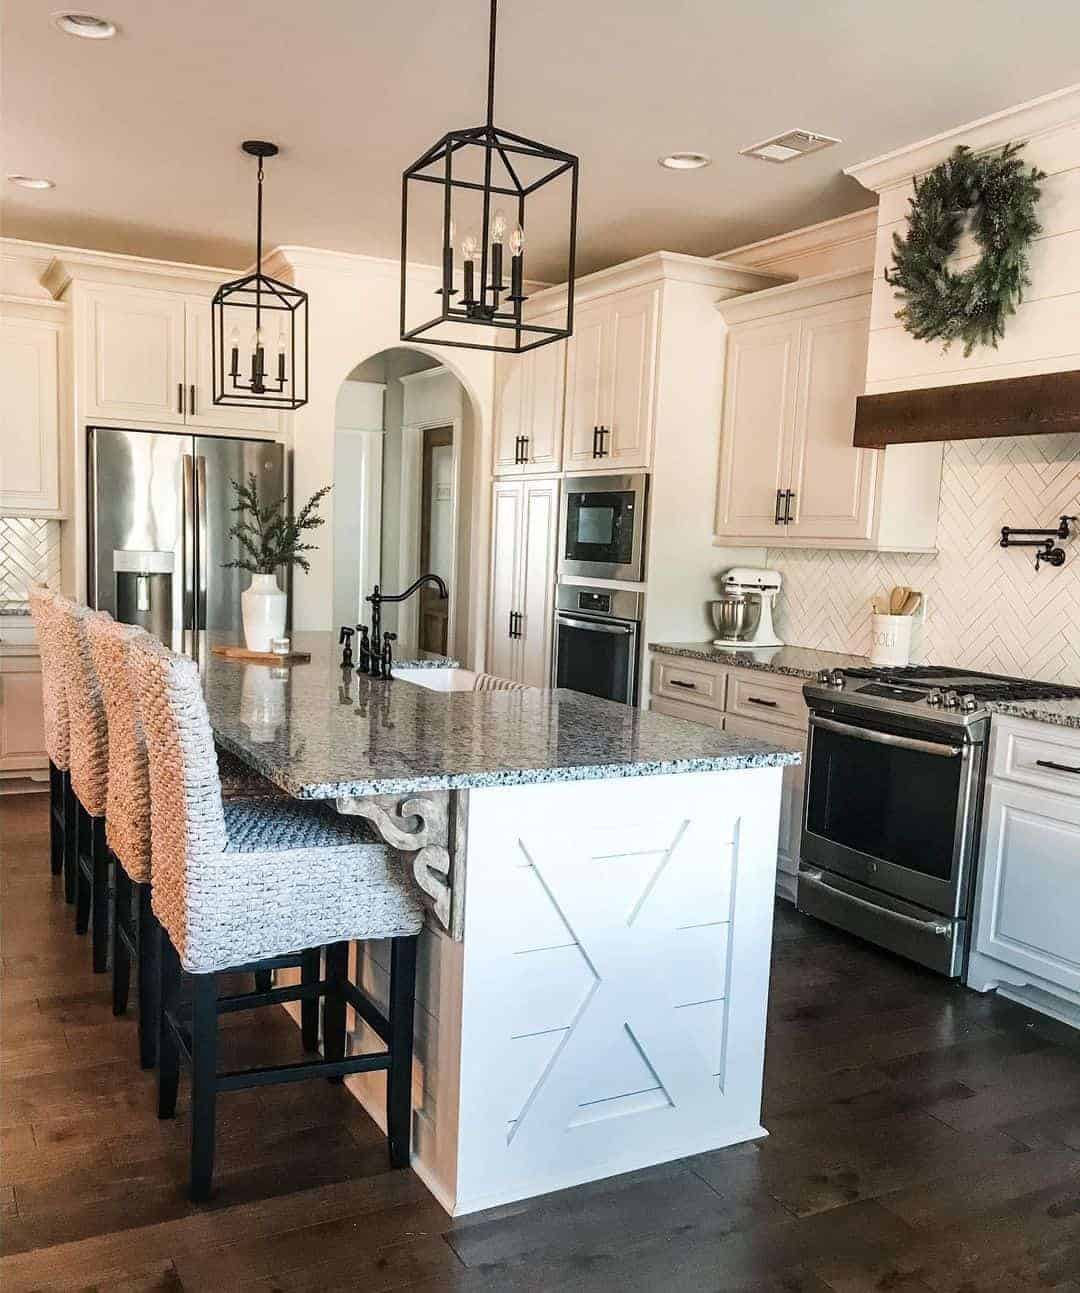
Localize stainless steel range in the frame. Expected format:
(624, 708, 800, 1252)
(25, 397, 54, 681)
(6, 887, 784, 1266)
(799, 664, 1080, 977)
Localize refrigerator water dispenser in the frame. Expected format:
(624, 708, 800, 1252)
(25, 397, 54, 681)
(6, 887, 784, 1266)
(114, 550, 173, 643)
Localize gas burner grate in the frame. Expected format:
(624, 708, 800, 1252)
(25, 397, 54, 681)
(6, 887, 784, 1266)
(844, 665, 1080, 703)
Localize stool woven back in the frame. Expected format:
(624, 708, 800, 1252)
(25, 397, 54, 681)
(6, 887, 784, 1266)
(86, 616, 154, 883)
(27, 585, 71, 772)
(53, 595, 111, 817)
(472, 672, 527, 693)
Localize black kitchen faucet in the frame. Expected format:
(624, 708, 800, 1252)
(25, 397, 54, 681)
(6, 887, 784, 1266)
(342, 574, 449, 678)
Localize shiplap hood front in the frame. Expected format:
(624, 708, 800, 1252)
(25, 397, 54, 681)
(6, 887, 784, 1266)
(845, 82, 1080, 448)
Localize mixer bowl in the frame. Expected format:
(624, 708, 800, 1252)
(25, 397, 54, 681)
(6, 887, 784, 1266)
(710, 593, 761, 642)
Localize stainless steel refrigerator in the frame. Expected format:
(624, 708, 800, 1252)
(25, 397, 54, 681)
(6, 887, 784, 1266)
(87, 427, 286, 654)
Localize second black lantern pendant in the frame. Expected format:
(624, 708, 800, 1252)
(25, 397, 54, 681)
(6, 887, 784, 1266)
(399, 0, 579, 354)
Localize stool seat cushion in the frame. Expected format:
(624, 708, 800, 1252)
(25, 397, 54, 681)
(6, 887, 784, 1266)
(223, 798, 378, 853)
(216, 746, 288, 802)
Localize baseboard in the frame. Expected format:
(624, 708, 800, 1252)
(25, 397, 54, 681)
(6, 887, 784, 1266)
(995, 983, 1080, 1033)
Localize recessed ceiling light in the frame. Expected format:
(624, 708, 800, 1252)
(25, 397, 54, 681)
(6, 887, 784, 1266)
(739, 130, 841, 164)
(51, 12, 117, 38)
(659, 152, 711, 171)
(7, 175, 56, 190)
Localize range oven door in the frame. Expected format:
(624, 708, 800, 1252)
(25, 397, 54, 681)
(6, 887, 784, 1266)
(801, 711, 984, 917)
(555, 612, 639, 706)
(561, 474, 647, 581)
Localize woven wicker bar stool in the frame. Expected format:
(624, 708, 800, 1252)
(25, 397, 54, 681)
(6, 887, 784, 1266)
(53, 595, 114, 971)
(130, 634, 423, 1202)
(27, 586, 78, 901)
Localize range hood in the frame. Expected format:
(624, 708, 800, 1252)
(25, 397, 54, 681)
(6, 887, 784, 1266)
(853, 370, 1080, 449)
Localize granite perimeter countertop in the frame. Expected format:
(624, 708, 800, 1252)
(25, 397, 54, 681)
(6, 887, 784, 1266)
(204, 632, 801, 798)
(986, 698, 1080, 731)
(650, 642, 869, 679)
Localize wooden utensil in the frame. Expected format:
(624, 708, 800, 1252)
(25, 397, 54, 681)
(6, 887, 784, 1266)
(900, 591, 922, 616)
(889, 585, 911, 615)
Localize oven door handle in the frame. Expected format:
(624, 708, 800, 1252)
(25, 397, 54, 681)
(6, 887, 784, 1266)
(809, 714, 961, 758)
(558, 615, 635, 636)
(799, 870, 954, 937)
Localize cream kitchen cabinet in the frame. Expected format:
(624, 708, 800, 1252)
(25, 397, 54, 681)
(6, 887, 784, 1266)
(563, 285, 658, 473)
(0, 311, 63, 516)
(492, 314, 565, 477)
(0, 651, 48, 779)
(649, 653, 807, 900)
(968, 716, 1080, 1024)
(714, 270, 940, 552)
(487, 478, 559, 686)
(81, 284, 277, 434)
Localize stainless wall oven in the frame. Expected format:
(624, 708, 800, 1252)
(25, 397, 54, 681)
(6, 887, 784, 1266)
(554, 584, 642, 706)
(560, 473, 648, 582)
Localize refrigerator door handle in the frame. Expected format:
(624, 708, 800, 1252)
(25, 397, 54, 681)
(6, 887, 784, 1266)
(182, 453, 195, 631)
(196, 455, 209, 633)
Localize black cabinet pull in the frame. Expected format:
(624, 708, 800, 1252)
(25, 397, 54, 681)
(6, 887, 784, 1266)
(784, 491, 796, 524)
(190, 384, 196, 418)
(598, 426, 609, 457)
(508, 610, 515, 639)
(747, 696, 779, 708)
(592, 426, 602, 458)
(520, 435, 529, 464)
(669, 679, 697, 690)
(1035, 758, 1080, 775)
(774, 489, 784, 525)
(178, 382, 185, 416)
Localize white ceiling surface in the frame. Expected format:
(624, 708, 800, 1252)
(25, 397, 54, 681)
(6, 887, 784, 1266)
(5, 0, 1080, 281)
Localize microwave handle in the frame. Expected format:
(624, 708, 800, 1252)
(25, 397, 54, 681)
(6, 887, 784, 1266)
(809, 714, 961, 759)
(799, 869, 953, 937)
(559, 615, 634, 636)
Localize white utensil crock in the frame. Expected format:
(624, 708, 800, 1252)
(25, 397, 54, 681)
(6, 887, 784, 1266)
(241, 573, 287, 654)
(870, 613, 913, 667)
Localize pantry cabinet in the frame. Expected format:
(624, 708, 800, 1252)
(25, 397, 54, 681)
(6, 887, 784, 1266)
(969, 716, 1080, 1020)
(487, 478, 559, 687)
(0, 310, 63, 516)
(492, 313, 565, 477)
(714, 269, 939, 552)
(562, 285, 658, 473)
(80, 284, 277, 434)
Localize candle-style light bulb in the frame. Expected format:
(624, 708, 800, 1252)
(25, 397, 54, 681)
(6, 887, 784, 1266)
(491, 208, 507, 244)
(509, 225, 526, 304)
(509, 226, 525, 257)
(461, 234, 479, 305)
(229, 325, 240, 379)
(461, 233, 479, 263)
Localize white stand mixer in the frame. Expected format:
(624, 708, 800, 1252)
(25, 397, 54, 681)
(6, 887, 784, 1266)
(710, 567, 783, 649)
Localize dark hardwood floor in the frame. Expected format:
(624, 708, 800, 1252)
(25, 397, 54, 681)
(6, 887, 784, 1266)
(2, 791, 1079, 1292)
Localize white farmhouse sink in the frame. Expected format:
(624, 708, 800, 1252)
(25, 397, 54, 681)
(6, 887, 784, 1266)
(393, 667, 478, 692)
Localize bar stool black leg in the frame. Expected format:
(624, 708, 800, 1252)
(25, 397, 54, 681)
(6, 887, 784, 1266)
(322, 941, 348, 1081)
(48, 763, 63, 876)
(137, 886, 161, 1070)
(75, 804, 92, 935)
(253, 969, 272, 992)
(158, 935, 182, 1121)
(386, 935, 418, 1169)
(91, 818, 111, 974)
(112, 866, 132, 1015)
(190, 973, 218, 1202)
(62, 773, 78, 905)
(300, 948, 322, 1053)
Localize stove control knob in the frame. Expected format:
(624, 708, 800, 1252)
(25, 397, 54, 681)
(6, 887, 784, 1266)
(926, 690, 944, 707)
(959, 693, 979, 713)
(816, 669, 832, 684)
(942, 690, 960, 709)
(828, 669, 846, 688)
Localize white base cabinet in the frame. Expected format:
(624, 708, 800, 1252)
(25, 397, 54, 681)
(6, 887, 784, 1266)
(0, 651, 47, 778)
(487, 479, 559, 687)
(649, 655, 807, 901)
(968, 716, 1080, 1028)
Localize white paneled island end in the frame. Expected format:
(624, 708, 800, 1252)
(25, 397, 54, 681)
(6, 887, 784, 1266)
(202, 634, 800, 1215)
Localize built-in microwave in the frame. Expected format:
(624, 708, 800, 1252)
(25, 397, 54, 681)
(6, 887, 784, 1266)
(559, 473, 648, 582)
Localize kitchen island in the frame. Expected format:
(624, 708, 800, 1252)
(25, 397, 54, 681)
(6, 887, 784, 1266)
(202, 633, 801, 1215)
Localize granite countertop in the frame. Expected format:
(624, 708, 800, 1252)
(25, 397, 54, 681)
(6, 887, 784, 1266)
(205, 632, 801, 798)
(650, 642, 868, 679)
(986, 698, 1080, 731)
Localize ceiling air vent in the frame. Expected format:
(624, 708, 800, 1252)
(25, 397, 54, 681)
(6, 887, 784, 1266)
(739, 130, 841, 164)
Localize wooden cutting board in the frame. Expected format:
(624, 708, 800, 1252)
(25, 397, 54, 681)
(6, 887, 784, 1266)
(210, 645, 311, 664)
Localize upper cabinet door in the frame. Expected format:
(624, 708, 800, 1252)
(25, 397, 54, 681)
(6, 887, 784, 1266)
(784, 299, 876, 542)
(0, 318, 61, 515)
(562, 300, 609, 471)
(493, 351, 529, 477)
(518, 330, 565, 476)
(83, 284, 187, 425)
(517, 478, 559, 687)
(602, 286, 657, 472)
(714, 317, 800, 540)
(184, 297, 279, 435)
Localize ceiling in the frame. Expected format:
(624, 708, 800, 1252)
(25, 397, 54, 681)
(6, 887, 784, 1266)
(4, 0, 1080, 281)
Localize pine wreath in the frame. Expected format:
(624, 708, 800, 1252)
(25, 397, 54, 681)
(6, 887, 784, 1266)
(886, 143, 1044, 356)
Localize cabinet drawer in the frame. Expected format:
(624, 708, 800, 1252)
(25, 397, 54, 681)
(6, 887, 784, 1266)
(650, 697, 725, 729)
(727, 673, 807, 730)
(991, 719, 1080, 800)
(652, 659, 726, 710)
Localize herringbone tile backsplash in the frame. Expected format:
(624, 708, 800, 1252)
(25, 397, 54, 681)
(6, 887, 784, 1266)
(0, 517, 61, 611)
(769, 434, 1080, 685)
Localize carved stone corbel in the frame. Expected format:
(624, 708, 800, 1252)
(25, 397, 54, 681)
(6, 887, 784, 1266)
(336, 789, 466, 940)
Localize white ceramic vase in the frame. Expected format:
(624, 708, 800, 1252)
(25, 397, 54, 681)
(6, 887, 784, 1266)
(241, 572, 287, 653)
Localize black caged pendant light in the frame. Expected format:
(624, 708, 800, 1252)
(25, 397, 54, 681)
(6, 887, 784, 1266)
(212, 140, 309, 411)
(399, 0, 579, 354)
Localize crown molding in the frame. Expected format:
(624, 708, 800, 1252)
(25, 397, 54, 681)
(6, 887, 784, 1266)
(714, 208, 878, 271)
(845, 81, 1080, 193)
(0, 293, 68, 323)
(14, 239, 235, 299)
(715, 266, 873, 324)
